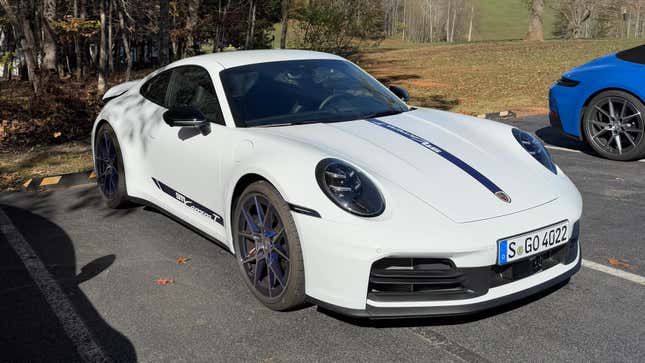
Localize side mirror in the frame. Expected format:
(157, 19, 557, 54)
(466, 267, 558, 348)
(163, 106, 209, 130)
(389, 85, 410, 103)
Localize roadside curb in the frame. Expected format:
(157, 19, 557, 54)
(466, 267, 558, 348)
(22, 170, 96, 191)
(477, 110, 517, 121)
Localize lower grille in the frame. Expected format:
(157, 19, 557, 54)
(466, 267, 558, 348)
(368, 221, 580, 303)
(368, 258, 488, 302)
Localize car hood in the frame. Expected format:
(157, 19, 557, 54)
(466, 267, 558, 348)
(260, 108, 559, 223)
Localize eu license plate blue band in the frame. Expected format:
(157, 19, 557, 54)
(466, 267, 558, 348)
(499, 240, 509, 265)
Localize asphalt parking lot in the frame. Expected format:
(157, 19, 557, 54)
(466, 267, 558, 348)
(1, 115, 644, 362)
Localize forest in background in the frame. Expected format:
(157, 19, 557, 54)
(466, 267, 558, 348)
(0, 0, 644, 151)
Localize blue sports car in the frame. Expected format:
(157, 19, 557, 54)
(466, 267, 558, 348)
(549, 44, 645, 161)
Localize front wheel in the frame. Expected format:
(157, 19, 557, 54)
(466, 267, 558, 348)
(582, 90, 645, 161)
(94, 123, 129, 208)
(233, 181, 306, 311)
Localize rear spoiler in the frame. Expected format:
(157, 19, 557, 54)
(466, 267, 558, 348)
(102, 79, 141, 103)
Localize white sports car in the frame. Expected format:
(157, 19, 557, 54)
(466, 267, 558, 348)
(93, 50, 582, 318)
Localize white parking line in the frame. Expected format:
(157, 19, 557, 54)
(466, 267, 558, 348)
(545, 145, 645, 163)
(0, 207, 111, 362)
(582, 259, 645, 286)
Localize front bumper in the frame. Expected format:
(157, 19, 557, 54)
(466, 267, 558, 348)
(292, 163, 583, 318)
(308, 243, 580, 319)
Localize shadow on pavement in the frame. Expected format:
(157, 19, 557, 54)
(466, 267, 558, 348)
(317, 278, 570, 328)
(0, 204, 136, 362)
(535, 126, 596, 156)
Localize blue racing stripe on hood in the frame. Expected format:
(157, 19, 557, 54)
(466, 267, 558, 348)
(366, 118, 504, 195)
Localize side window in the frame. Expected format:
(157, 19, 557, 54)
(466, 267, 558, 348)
(140, 71, 172, 106)
(617, 45, 645, 65)
(168, 66, 225, 125)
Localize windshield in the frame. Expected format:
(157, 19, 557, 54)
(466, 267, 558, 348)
(616, 44, 645, 65)
(219, 59, 409, 127)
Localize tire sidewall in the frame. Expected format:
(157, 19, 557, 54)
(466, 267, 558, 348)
(582, 90, 645, 161)
(232, 181, 306, 311)
(95, 124, 128, 208)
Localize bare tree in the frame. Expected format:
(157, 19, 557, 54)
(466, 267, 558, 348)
(185, 0, 200, 55)
(98, 0, 107, 93)
(117, 2, 132, 80)
(525, 0, 545, 41)
(554, 0, 593, 39)
(280, 0, 290, 49)
(467, 2, 473, 41)
(0, 0, 41, 93)
(245, 0, 257, 49)
(159, 0, 170, 65)
(41, 0, 58, 73)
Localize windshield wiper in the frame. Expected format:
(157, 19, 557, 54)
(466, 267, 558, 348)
(256, 119, 323, 128)
(362, 109, 406, 119)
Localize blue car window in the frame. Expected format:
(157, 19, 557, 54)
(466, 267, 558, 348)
(617, 45, 645, 65)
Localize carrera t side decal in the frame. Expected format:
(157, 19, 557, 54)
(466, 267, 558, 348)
(366, 118, 508, 198)
(152, 177, 224, 225)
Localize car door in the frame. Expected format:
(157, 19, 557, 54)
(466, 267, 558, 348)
(147, 65, 228, 239)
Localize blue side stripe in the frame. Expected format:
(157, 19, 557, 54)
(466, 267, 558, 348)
(366, 118, 504, 195)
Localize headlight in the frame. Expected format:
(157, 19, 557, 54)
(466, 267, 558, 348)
(555, 77, 580, 87)
(512, 128, 557, 174)
(316, 159, 385, 217)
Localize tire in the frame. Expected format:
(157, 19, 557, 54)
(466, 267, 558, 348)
(94, 123, 129, 208)
(232, 180, 306, 311)
(582, 90, 645, 161)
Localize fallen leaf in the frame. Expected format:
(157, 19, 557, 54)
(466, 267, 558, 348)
(156, 278, 175, 285)
(176, 257, 190, 264)
(607, 258, 633, 270)
(53, 131, 62, 138)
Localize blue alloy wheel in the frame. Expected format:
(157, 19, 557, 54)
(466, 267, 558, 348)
(96, 129, 119, 198)
(237, 194, 291, 299)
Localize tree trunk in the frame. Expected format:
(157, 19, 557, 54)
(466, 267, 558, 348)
(118, 6, 132, 81)
(468, 3, 474, 42)
(245, 0, 257, 49)
(98, 0, 107, 94)
(636, 6, 641, 38)
(450, 4, 456, 42)
(0, 0, 41, 93)
(159, 0, 170, 66)
(80, 0, 88, 76)
(41, 0, 58, 73)
(445, 0, 451, 42)
(73, 0, 82, 79)
(108, 0, 114, 74)
(280, 0, 290, 49)
(525, 0, 545, 41)
(186, 0, 200, 55)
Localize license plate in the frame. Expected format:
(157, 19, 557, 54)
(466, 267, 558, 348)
(498, 221, 570, 265)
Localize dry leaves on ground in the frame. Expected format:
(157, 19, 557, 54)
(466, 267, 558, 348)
(607, 258, 634, 270)
(156, 278, 175, 285)
(176, 257, 190, 264)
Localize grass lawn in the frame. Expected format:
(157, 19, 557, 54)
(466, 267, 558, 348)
(357, 39, 643, 116)
(474, 0, 557, 41)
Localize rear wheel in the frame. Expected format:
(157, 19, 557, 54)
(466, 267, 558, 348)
(582, 90, 645, 161)
(233, 181, 306, 311)
(95, 123, 129, 208)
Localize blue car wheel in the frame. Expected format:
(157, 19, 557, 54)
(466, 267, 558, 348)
(95, 124, 130, 208)
(582, 90, 645, 161)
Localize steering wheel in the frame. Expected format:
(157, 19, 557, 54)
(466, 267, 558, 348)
(318, 93, 349, 111)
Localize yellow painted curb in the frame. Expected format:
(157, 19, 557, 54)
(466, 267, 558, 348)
(22, 179, 33, 188)
(40, 176, 62, 186)
(89, 170, 96, 179)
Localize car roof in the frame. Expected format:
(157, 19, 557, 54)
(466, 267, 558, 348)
(168, 49, 345, 70)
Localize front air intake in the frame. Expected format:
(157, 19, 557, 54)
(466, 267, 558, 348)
(368, 258, 489, 302)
